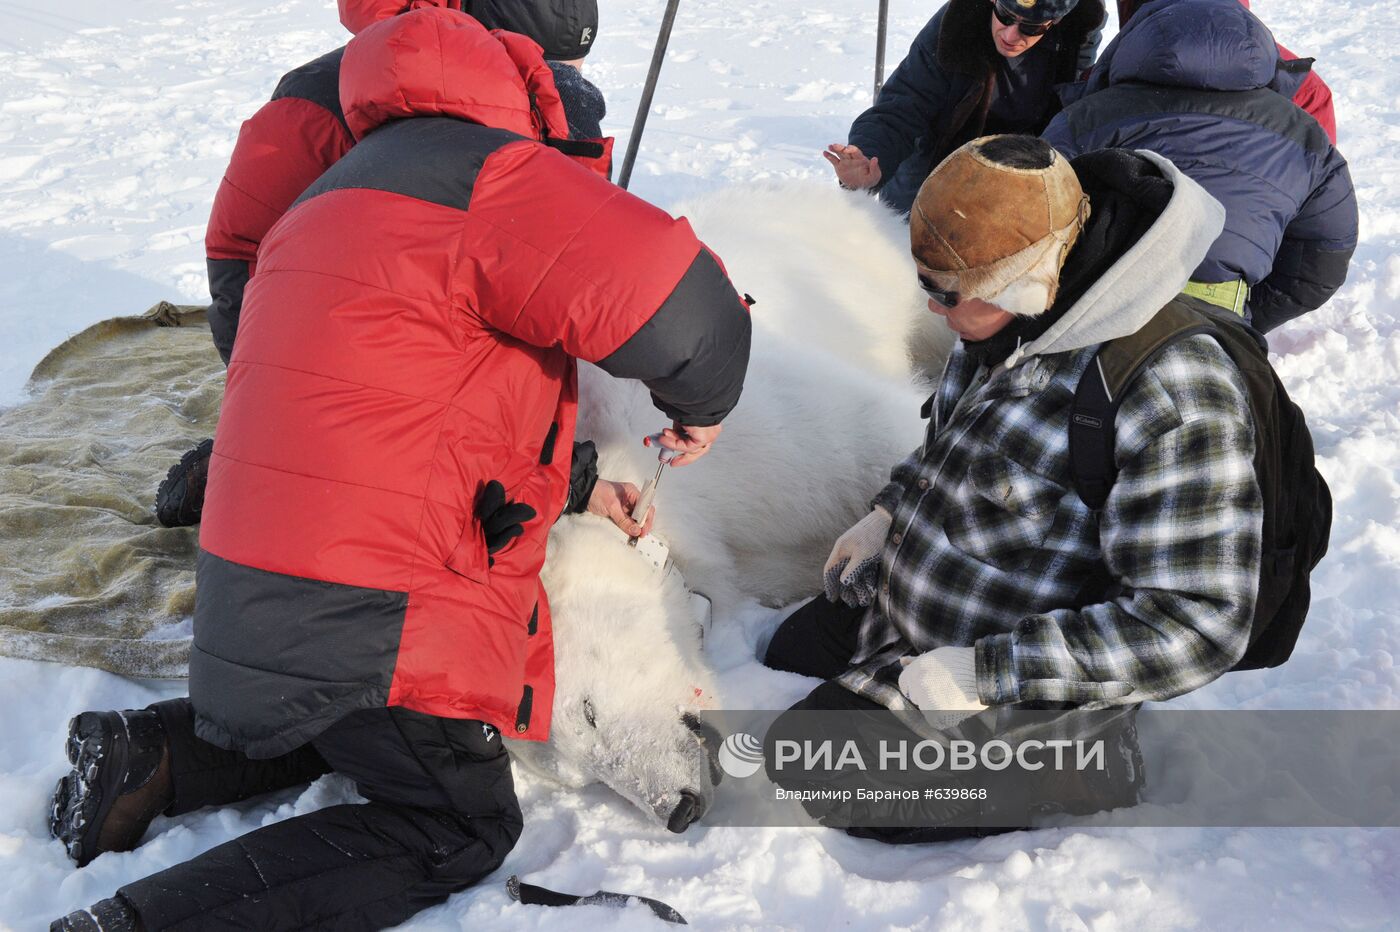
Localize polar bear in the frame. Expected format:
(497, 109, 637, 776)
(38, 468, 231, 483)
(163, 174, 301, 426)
(508, 183, 955, 832)
(675, 181, 950, 385)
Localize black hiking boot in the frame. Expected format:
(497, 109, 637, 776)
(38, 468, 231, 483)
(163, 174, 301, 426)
(1028, 715, 1146, 819)
(49, 710, 171, 867)
(154, 438, 213, 528)
(50, 896, 140, 932)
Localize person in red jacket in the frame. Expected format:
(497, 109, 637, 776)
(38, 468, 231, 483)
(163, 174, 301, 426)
(50, 8, 750, 931)
(157, 0, 614, 529)
(1115, 0, 1336, 142)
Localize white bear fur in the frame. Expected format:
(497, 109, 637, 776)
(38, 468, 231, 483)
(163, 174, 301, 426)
(508, 182, 955, 830)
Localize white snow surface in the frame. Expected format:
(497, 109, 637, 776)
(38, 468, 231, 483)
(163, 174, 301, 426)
(1, 1, 1397, 929)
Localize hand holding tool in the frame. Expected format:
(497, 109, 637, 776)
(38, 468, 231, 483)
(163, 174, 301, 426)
(629, 433, 679, 547)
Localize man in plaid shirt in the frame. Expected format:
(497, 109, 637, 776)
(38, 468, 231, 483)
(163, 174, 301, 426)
(765, 135, 1263, 724)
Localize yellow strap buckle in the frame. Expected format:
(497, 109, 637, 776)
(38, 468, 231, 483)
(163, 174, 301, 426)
(1182, 279, 1249, 316)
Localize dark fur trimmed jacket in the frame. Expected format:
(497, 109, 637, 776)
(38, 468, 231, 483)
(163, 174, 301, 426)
(849, 0, 1105, 214)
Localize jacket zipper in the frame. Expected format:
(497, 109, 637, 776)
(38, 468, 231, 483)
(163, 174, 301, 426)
(514, 685, 533, 733)
(515, 602, 539, 732)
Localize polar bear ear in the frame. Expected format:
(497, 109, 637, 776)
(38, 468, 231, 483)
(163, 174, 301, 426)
(582, 697, 597, 728)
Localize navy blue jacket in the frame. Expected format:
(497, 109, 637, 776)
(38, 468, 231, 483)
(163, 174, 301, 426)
(850, 0, 1105, 215)
(1043, 0, 1356, 332)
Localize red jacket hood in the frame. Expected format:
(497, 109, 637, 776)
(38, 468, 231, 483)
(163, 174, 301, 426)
(340, 4, 570, 142)
(339, 0, 450, 35)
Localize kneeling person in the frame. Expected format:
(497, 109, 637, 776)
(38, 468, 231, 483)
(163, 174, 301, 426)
(826, 0, 1105, 214)
(49, 8, 749, 931)
(768, 135, 1262, 830)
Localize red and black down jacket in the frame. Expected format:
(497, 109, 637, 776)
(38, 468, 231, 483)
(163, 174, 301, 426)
(203, 44, 354, 364)
(191, 6, 751, 758)
(205, 0, 612, 364)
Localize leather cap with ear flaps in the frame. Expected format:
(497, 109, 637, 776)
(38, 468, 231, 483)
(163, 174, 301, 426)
(910, 135, 1090, 316)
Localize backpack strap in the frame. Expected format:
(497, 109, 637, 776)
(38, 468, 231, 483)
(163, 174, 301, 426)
(1068, 296, 1332, 671)
(1069, 298, 1213, 511)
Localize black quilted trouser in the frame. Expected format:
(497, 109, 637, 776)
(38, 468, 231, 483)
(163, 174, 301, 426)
(120, 699, 522, 931)
(762, 595, 865, 680)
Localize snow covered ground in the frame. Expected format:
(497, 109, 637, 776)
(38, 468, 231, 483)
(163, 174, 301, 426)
(1, 0, 1397, 928)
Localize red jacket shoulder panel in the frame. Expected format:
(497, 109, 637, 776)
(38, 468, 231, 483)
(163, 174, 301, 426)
(458, 141, 704, 360)
(206, 96, 354, 260)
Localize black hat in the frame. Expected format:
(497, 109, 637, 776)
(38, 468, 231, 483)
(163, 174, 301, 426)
(995, 0, 1082, 23)
(465, 0, 599, 60)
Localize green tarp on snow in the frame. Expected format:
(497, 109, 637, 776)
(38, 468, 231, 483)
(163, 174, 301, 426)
(0, 303, 220, 678)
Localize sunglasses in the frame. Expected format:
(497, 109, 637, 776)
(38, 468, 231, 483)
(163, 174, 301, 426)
(918, 274, 961, 308)
(992, 2, 1058, 36)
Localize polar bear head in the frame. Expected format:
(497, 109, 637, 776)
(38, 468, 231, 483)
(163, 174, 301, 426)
(514, 516, 722, 833)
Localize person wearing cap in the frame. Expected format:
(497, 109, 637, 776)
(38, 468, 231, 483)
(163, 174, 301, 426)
(463, 0, 607, 141)
(157, 0, 619, 534)
(1042, 0, 1356, 333)
(825, 0, 1106, 216)
(766, 136, 1262, 812)
(48, 6, 749, 929)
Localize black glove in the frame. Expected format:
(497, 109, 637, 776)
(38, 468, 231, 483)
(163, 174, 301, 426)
(563, 441, 600, 515)
(476, 480, 537, 562)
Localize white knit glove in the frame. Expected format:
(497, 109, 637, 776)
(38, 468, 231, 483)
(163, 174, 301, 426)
(898, 646, 988, 727)
(822, 506, 891, 607)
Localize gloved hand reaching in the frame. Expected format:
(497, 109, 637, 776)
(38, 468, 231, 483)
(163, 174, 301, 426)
(476, 480, 537, 564)
(822, 506, 891, 607)
(898, 646, 988, 728)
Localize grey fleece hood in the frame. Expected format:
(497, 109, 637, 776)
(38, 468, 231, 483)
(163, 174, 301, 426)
(998, 150, 1226, 370)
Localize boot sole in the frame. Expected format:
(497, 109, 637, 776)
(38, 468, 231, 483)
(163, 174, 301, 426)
(49, 711, 134, 867)
(154, 439, 212, 528)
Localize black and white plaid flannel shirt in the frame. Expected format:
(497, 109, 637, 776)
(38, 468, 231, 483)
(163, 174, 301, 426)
(839, 334, 1263, 710)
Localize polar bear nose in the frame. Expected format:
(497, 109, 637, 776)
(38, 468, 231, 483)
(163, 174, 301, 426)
(666, 789, 706, 833)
